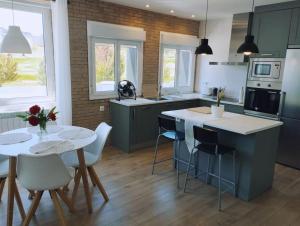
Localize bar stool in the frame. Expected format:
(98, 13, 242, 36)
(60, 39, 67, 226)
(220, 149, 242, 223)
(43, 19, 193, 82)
(151, 114, 185, 187)
(184, 125, 237, 211)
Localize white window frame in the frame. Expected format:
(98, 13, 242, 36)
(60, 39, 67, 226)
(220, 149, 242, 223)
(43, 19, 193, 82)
(88, 37, 143, 100)
(159, 44, 196, 95)
(0, 1, 55, 111)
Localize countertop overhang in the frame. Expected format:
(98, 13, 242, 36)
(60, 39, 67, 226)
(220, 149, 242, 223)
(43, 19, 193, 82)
(163, 109, 283, 135)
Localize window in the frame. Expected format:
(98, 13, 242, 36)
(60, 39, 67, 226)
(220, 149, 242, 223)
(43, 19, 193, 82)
(160, 45, 195, 94)
(0, 2, 54, 110)
(89, 38, 142, 99)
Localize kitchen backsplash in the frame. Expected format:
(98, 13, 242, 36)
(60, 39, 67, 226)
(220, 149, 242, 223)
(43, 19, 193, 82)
(196, 58, 248, 99)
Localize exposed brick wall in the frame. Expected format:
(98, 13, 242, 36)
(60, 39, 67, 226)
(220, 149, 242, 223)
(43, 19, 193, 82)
(68, 0, 200, 129)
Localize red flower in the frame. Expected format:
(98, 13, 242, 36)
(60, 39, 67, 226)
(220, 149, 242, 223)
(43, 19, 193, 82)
(28, 116, 39, 126)
(29, 105, 41, 115)
(48, 112, 56, 121)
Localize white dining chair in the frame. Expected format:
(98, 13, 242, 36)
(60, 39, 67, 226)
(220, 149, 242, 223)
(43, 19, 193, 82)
(17, 154, 75, 226)
(61, 122, 112, 202)
(0, 155, 8, 202)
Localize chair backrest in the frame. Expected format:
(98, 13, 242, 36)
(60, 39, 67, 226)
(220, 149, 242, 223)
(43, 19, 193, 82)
(193, 126, 218, 145)
(84, 122, 112, 161)
(158, 114, 176, 132)
(17, 154, 73, 191)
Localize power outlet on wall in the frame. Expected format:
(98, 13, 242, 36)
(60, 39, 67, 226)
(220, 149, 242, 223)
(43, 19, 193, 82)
(99, 106, 105, 112)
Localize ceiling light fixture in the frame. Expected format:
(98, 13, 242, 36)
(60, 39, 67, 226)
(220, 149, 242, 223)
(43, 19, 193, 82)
(0, 0, 32, 54)
(195, 0, 213, 55)
(170, 10, 174, 13)
(237, 0, 259, 56)
(145, 4, 150, 8)
(192, 15, 195, 18)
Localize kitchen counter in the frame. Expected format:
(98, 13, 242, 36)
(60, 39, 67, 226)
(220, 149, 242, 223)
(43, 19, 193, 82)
(109, 93, 244, 107)
(163, 109, 282, 135)
(162, 108, 282, 201)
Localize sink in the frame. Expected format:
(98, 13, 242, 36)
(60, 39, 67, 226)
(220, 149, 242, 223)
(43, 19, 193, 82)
(145, 97, 168, 101)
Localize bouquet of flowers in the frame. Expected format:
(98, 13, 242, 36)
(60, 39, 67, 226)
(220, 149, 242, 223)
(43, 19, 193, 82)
(17, 105, 58, 133)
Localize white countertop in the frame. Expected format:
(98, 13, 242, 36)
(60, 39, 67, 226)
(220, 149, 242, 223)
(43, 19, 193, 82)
(162, 109, 283, 135)
(109, 93, 243, 107)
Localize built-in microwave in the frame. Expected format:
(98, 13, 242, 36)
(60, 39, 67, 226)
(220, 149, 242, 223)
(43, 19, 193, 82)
(248, 58, 285, 82)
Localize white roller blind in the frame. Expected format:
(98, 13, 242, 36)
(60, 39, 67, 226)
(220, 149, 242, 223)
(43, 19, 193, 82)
(87, 21, 146, 41)
(160, 31, 199, 47)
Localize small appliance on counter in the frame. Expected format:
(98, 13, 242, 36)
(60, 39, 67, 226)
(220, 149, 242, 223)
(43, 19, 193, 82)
(117, 80, 136, 101)
(244, 58, 285, 119)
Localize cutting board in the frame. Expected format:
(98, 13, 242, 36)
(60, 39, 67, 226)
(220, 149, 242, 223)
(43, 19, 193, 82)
(187, 107, 211, 114)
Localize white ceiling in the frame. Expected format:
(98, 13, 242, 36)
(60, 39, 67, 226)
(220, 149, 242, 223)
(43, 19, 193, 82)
(101, 0, 292, 20)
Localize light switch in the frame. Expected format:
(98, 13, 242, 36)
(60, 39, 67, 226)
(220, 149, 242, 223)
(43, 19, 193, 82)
(100, 106, 105, 112)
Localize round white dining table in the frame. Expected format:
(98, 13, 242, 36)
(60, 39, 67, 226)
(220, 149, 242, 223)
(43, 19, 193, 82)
(0, 125, 97, 226)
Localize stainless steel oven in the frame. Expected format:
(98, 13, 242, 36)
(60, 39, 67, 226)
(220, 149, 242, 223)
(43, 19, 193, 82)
(248, 58, 285, 82)
(244, 87, 281, 118)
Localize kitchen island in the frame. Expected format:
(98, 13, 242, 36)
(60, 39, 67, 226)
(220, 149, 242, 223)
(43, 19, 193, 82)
(163, 109, 283, 201)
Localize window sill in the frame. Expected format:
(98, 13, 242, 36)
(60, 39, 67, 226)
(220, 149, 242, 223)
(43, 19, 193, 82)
(0, 101, 55, 118)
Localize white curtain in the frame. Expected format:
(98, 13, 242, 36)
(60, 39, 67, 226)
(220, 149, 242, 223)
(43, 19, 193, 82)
(51, 0, 72, 125)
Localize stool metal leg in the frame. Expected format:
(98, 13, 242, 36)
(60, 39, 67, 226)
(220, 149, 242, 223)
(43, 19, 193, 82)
(233, 151, 236, 197)
(218, 154, 222, 211)
(176, 140, 180, 188)
(206, 155, 211, 184)
(184, 152, 193, 192)
(151, 134, 162, 175)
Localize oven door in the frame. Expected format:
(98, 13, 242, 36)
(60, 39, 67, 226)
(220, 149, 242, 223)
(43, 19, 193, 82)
(244, 88, 281, 115)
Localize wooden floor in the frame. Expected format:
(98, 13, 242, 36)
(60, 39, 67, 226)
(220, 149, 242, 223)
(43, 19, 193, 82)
(1, 144, 300, 226)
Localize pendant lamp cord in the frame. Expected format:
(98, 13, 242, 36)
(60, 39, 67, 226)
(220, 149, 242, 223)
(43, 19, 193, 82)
(252, 0, 255, 12)
(204, 0, 208, 38)
(11, 0, 15, 25)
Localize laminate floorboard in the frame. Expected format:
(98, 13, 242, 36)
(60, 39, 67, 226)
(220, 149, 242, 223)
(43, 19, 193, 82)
(1, 144, 299, 226)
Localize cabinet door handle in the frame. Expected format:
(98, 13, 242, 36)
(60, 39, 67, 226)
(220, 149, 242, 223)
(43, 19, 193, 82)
(277, 91, 286, 118)
(132, 109, 135, 119)
(261, 53, 273, 56)
(268, 91, 278, 94)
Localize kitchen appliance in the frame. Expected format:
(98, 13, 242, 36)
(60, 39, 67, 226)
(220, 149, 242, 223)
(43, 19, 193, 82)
(244, 87, 281, 118)
(248, 58, 285, 82)
(212, 87, 218, 97)
(209, 13, 256, 65)
(277, 48, 300, 169)
(117, 80, 136, 101)
(244, 58, 285, 118)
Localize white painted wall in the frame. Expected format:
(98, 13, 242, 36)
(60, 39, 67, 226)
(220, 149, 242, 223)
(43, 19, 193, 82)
(195, 17, 248, 99)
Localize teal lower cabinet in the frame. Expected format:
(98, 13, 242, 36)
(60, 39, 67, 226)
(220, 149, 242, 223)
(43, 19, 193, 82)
(110, 99, 244, 153)
(110, 100, 199, 152)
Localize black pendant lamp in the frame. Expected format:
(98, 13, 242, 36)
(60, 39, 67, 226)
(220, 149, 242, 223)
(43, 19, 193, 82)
(195, 0, 213, 55)
(237, 0, 259, 55)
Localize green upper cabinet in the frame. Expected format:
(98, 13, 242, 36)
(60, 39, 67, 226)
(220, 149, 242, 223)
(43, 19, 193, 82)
(289, 8, 300, 45)
(252, 9, 292, 58)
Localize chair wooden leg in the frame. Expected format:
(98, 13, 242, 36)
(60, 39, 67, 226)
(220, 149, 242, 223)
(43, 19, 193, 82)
(72, 170, 81, 202)
(63, 183, 70, 192)
(14, 182, 26, 221)
(7, 157, 17, 226)
(0, 178, 6, 202)
(50, 190, 67, 226)
(56, 188, 75, 213)
(87, 166, 109, 202)
(77, 149, 93, 213)
(87, 167, 97, 187)
(23, 191, 43, 226)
